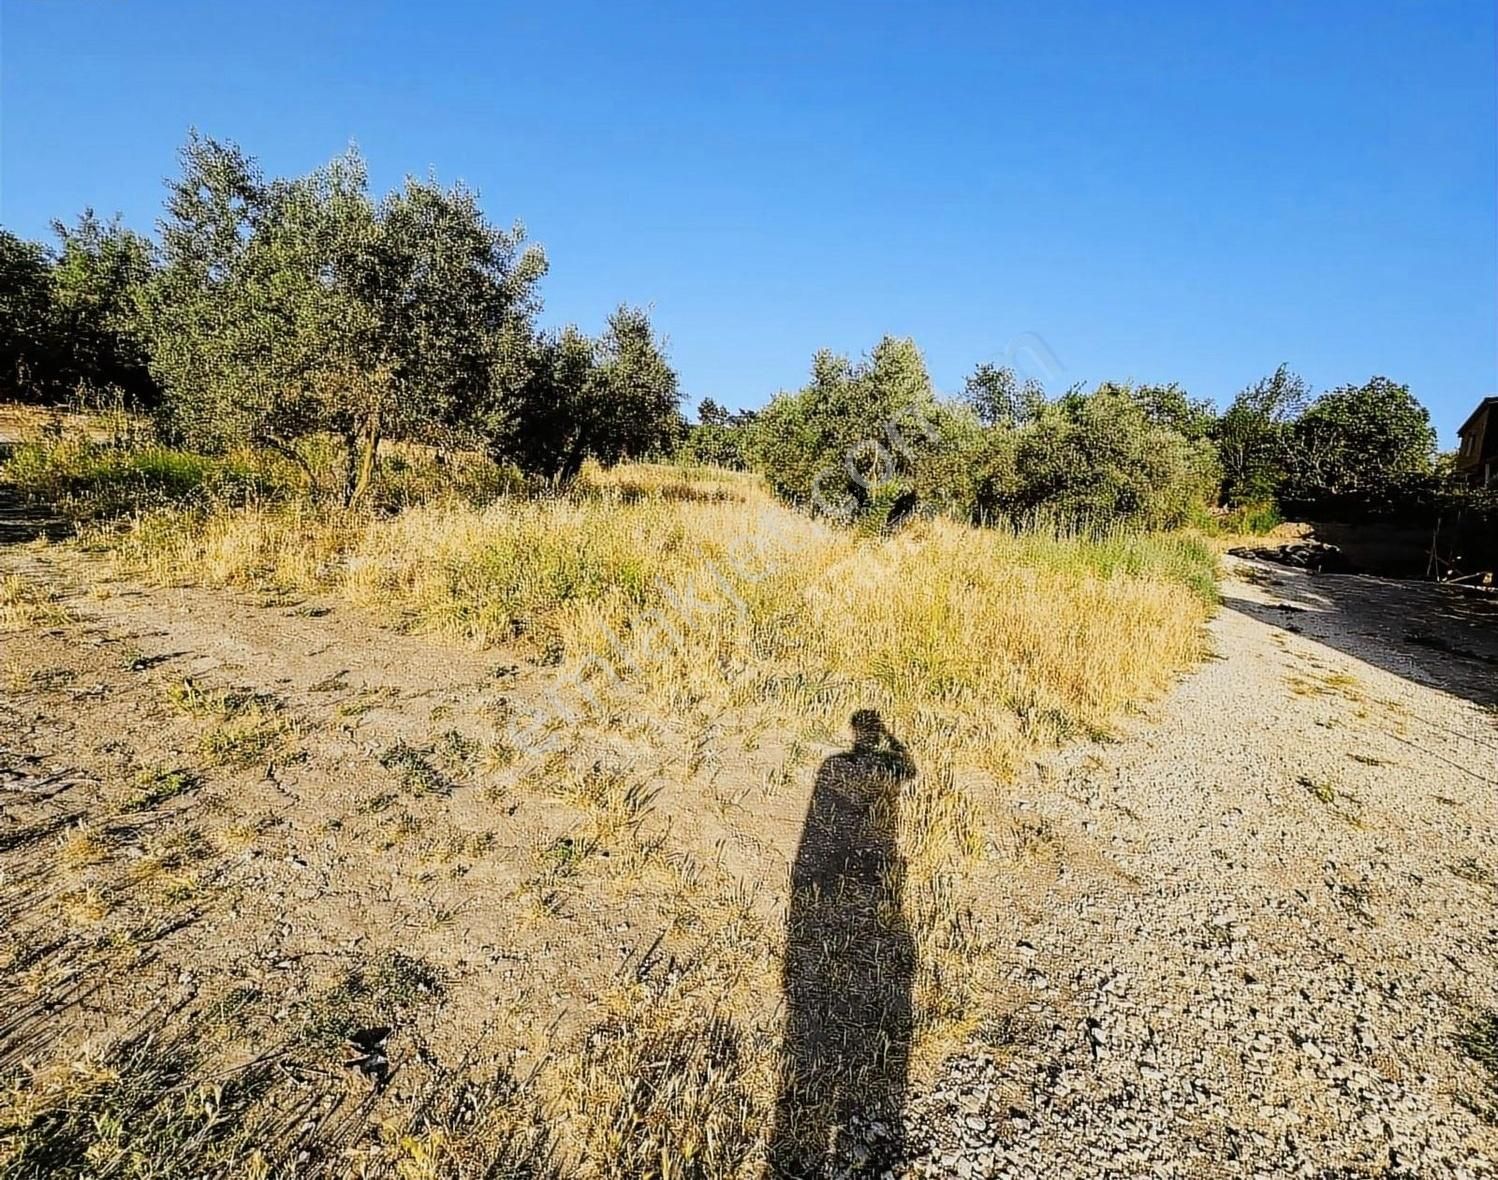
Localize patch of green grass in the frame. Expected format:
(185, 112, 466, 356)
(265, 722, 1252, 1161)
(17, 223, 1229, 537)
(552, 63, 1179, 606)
(200, 717, 289, 769)
(166, 677, 275, 720)
(538, 835, 587, 874)
(2, 436, 286, 521)
(1009, 528, 1220, 605)
(1300, 774, 1336, 805)
(300, 950, 444, 1049)
(379, 741, 449, 795)
(1215, 500, 1284, 535)
(168, 679, 291, 769)
(122, 766, 200, 813)
(520, 835, 596, 918)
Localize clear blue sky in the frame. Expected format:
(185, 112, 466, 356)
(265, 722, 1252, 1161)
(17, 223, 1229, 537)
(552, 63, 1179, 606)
(3, 0, 1494, 442)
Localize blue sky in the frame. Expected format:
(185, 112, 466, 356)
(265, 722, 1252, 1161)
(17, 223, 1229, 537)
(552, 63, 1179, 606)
(3, 1, 1493, 441)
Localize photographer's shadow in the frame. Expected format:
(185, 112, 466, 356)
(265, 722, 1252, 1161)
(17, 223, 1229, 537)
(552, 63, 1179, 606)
(770, 710, 915, 1177)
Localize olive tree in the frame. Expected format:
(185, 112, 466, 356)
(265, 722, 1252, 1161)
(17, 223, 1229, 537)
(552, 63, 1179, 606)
(1122, 382, 1216, 442)
(1214, 365, 1308, 506)
(681, 398, 758, 469)
(749, 336, 944, 517)
(49, 211, 158, 407)
(1286, 376, 1436, 514)
(492, 305, 682, 483)
(997, 384, 1220, 528)
(0, 231, 56, 401)
(962, 362, 1045, 428)
(141, 133, 299, 454)
(144, 133, 546, 504)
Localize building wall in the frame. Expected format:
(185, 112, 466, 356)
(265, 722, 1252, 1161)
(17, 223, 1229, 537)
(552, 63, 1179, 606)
(1457, 405, 1494, 484)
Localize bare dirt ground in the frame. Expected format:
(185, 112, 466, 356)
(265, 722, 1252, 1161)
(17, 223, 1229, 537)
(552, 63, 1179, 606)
(2, 532, 1496, 1176)
(0, 543, 782, 1063)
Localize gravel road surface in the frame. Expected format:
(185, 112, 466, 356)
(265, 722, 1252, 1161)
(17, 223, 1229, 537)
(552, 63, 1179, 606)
(883, 559, 1498, 1178)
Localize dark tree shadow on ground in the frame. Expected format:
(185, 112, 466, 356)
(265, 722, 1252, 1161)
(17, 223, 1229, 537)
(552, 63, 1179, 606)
(0, 445, 68, 544)
(770, 709, 916, 1178)
(1223, 562, 1498, 711)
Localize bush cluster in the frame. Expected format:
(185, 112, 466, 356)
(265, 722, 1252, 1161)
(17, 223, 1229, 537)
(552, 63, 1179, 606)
(678, 341, 1453, 532)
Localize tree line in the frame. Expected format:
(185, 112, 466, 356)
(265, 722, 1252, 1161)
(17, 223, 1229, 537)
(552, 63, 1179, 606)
(1, 133, 681, 504)
(684, 344, 1447, 529)
(0, 131, 1458, 530)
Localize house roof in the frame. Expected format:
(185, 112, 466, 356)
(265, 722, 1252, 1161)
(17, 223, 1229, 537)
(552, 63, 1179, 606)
(1458, 395, 1498, 436)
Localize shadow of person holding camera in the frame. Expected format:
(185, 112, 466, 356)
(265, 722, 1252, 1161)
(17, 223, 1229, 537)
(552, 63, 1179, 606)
(769, 709, 916, 1177)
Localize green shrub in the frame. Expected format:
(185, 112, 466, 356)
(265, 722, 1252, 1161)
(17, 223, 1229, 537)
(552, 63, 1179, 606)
(747, 337, 942, 517)
(980, 386, 1220, 530)
(1283, 377, 1436, 516)
(2, 437, 287, 520)
(1217, 500, 1283, 535)
(1003, 526, 1219, 605)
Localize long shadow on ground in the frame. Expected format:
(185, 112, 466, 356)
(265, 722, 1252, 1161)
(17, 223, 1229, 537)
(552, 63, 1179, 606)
(770, 709, 916, 1177)
(1222, 560, 1498, 711)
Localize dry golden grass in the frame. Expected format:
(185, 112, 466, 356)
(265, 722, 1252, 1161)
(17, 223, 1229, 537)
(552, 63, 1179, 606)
(112, 464, 1210, 778)
(551, 975, 776, 1178)
(0, 573, 72, 632)
(7, 457, 1216, 1176)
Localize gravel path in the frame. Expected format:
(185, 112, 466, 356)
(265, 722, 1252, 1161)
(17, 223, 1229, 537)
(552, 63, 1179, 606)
(885, 559, 1498, 1178)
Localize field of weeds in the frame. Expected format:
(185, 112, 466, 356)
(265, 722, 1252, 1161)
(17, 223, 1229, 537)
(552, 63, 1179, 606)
(0, 421, 1215, 1177)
